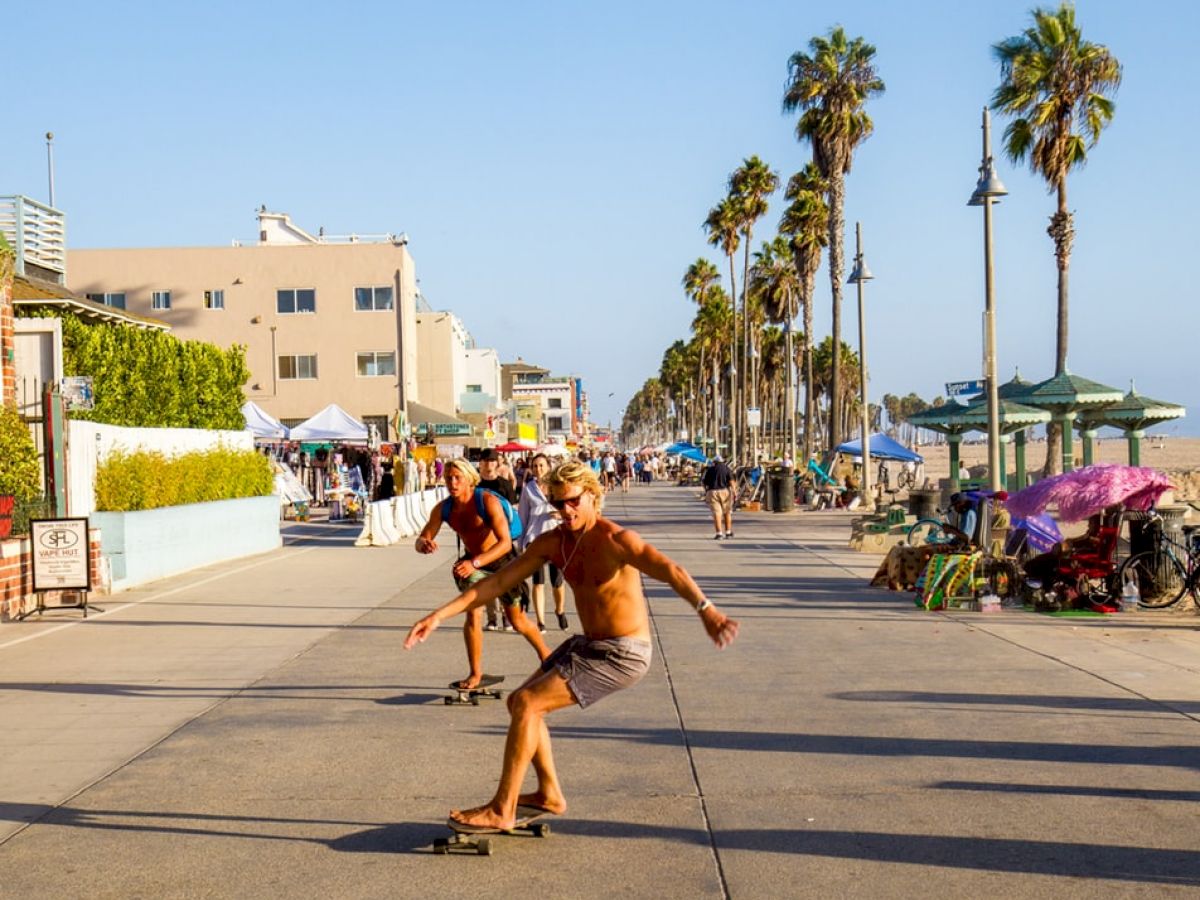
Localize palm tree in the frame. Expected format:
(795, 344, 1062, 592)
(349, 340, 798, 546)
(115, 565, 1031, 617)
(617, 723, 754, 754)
(750, 236, 800, 464)
(692, 288, 734, 454)
(730, 156, 780, 461)
(779, 163, 829, 463)
(783, 26, 884, 449)
(992, 2, 1121, 474)
(682, 257, 721, 306)
(703, 198, 742, 461)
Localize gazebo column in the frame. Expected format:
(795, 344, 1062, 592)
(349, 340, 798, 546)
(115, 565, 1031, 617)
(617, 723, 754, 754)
(1014, 428, 1027, 489)
(1081, 426, 1098, 467)
(948, 433, 963, 492)
(1060, 412, 1078, 472)
(1128, 428, 1144, 467)
(998, 433, 1011, 491)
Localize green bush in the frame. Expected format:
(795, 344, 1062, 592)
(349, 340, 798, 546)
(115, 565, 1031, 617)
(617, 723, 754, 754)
(15, 311, 249, 429)
(0, 405, 42, 502)
(94, 446, 273, 512)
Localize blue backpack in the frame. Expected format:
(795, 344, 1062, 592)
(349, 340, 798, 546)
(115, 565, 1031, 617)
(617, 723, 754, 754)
(442, 488, 524, 539)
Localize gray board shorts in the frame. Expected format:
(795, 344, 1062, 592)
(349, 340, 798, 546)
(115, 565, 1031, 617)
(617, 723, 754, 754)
(540, 634, 653, 709)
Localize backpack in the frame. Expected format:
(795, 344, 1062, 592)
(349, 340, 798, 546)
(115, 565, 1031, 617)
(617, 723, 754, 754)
(442, 488, 524, 539)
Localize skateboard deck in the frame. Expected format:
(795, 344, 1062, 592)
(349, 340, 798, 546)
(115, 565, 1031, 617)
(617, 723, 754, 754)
(433, 806, 553, 856)
(445, 674, 504, 706)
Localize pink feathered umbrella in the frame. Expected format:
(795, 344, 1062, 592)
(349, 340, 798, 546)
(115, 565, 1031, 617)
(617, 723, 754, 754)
(1005, 464, 1174, 523)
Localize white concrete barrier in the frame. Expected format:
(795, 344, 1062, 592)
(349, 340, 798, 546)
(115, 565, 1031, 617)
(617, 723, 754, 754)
(374, 500, 400, 546)
(401, 491, 422, 534)
(354, 505, 375, 547)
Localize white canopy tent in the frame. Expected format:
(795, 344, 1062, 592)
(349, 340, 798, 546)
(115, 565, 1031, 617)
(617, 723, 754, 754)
(242, 401, 289, 439)
(288, 403, 369, 442)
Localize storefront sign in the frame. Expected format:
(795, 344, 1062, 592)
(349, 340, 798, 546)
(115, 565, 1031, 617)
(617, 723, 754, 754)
(31, 518, 91, 592)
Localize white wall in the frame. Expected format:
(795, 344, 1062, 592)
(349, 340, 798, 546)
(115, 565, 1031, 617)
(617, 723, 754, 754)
(68, 421, 253, 517)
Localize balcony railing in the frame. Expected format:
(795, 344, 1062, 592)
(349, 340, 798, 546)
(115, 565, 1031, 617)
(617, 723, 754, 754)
(0, 195, 66, 280)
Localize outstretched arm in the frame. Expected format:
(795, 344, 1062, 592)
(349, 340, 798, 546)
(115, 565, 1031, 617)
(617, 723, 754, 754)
(615, 529, 738, 649)
(405, 538, 549, 649)
(415, 501, 444, 553)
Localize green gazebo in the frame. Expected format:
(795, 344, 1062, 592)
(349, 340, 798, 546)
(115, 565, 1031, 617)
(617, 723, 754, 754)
(905, 400, 974, 491)
(952, 395, 1051, 490)
(1078, 383, 1185, 466)
(1020, 371, 1124, 473)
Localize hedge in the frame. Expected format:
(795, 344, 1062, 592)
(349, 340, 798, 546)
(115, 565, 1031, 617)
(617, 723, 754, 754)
(94, 446, 273, 512)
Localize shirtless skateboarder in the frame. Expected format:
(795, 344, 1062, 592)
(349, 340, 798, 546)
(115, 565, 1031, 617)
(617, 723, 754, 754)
(415, 458, 549, 690)
(405, 460, 738, 831)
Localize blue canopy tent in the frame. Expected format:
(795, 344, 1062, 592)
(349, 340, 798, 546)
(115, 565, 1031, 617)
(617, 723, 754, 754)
(834, 433, 923, 464)
(664, 441, 708, 464)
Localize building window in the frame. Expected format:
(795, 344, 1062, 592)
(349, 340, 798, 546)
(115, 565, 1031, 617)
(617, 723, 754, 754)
(466, 384, 482, 393)
(204, 290, 225, 310)
(279, 354, 318, 380)
(548, 416, 565, 431)
(151, 291, 171, 310)
(354, 286, 393, 311)
(87, 292, 126, 309)
(356, 351, 396, 377)
(548, 398, 563, 409)
(277, 288, 316, 314)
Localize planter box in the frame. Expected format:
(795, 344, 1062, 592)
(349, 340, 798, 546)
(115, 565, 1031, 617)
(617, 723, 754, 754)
(93, 495, 281, 591)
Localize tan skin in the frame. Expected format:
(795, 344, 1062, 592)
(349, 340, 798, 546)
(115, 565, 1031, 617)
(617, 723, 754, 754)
(415, 468, 549, 690)
(405, 481, 739, 830)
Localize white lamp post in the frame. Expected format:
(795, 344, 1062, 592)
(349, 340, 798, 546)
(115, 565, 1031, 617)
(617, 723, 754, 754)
(848, 222, 874, 512)
(968, 107, 1008, 492)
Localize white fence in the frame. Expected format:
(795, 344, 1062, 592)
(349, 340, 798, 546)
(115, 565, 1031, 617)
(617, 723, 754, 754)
(67, 421, 253, 516)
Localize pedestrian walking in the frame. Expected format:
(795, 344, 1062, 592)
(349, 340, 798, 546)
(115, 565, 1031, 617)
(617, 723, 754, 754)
(517, 453, 570, 632)
(702, 454, 735, 539)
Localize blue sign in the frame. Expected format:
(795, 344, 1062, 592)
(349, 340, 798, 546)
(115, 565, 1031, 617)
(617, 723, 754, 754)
(945, 380, 984, 396)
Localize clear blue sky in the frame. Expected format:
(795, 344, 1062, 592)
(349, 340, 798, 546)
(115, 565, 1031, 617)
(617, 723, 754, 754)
(7, 1, 1198, 435)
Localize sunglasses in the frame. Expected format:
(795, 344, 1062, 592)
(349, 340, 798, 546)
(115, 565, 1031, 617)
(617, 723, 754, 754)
(549, 494, 586, 511)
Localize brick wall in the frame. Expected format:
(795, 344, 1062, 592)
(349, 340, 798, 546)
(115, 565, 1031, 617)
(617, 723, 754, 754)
(0, 531, 107, 621)
(0, 245, 14, 406)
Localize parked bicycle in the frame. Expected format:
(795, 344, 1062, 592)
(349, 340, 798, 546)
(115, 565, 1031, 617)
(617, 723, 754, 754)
(1116, 512, 1200, 608)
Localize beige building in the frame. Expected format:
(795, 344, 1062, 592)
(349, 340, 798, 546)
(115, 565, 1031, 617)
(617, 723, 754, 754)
(67, 210, 419, 437)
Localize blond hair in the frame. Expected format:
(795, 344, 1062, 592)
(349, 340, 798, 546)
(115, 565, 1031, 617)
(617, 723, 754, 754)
(443, 457, 480, 487)
(545, 460, 604, 512)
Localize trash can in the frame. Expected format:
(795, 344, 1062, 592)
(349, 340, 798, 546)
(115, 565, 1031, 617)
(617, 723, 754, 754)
(769, 467, 794, 513)
(908, 489, 938, 520)
(761, 473, 777, 512)
(1127, 506, 1186, 556)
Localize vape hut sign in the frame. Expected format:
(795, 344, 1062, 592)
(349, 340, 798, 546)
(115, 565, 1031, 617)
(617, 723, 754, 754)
(29, 518, 92, 617)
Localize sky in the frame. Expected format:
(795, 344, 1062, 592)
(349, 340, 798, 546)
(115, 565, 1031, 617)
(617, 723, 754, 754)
(6, 1, 1199, 436)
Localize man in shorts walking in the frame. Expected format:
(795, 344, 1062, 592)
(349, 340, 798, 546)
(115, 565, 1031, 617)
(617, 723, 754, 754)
(405, 461, 738, 831)
(415, 459, 548, 690)
(702, 454, 735, 539)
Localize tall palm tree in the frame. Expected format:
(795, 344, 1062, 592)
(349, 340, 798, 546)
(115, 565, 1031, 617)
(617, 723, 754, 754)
(779, 163, 829, 463)
(730, 156, 780, 462)
(692, 288, 733, 454)
(682, 257, 721, 306)
(783, 26, 884, 449)
(750, 236, 800, 464)
(992, 2, 1121, 474)
(703, 198, 742, 461)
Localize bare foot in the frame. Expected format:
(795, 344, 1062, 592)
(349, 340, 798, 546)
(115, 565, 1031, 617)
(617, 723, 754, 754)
(449, 803, 511, 830)
(518, 791, 566, 815)
(453, 673, 483, 691)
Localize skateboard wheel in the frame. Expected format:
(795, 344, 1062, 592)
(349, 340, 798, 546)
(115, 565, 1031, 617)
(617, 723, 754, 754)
(532, 823, 550, 838)
(433, 839, 449, 854)
(476, 838, 492, 856)
(470, 697, 480, 706)
(443, 697, 453, 705)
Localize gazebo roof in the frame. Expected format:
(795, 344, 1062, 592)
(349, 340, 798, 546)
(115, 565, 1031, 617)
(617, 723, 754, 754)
(905, 399, 974, 435)
(954, 396, 1052, 432)
(997, 371, 1035, 401)
(1080, 385, 1185, 431)
(1021, 370, 1124, 411)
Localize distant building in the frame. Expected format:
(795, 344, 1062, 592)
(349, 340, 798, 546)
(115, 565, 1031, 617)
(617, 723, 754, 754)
(66, 209, 420, 438)
(501, 358, 585, 445)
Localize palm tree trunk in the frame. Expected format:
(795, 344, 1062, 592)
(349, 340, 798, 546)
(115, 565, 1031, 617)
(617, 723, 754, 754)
(741, 238, 754, 464)
(802, 271, 816, 464)
(1043, 178, 1075, 475)
(827, 175, 846, 448)
(727, 253, 739, 463)
(785, 300, 797, 467)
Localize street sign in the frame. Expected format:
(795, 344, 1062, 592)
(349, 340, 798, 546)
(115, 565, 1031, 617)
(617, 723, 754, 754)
(945, 380, 984, 397)
(746, 407, 762, 427)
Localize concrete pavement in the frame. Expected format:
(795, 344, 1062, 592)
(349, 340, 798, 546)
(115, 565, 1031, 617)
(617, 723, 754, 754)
(0, 484, 1197, 898)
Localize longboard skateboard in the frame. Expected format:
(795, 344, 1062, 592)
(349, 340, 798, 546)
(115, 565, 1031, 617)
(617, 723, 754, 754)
(445, 674, 504, 706)
(433, 806, 553, 856)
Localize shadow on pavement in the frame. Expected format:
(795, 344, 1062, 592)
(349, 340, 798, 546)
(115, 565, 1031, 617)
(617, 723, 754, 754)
(832, 689, 1200, 715)
(934, 780, 1200, 802)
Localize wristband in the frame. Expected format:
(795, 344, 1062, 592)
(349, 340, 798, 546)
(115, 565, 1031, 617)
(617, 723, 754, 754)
(472, 558, 482, 569)
(696, 599, 712, 613)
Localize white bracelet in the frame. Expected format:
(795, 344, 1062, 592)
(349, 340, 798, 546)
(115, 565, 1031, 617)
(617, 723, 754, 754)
(696, 599, 712, 613)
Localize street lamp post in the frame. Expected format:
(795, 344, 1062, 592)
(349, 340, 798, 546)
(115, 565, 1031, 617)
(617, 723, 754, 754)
(848, 222, 874, 513)
(968, 107, 1008, 492)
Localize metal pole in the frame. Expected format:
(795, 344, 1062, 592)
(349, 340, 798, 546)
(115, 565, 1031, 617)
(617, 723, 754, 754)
(981, 109, 1002, 492)
(855, 222, 873, 512)
(46, 132, 56, 208)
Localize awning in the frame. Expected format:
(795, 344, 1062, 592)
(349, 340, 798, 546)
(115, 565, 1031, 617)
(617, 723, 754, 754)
(13, 275, 171, 331)
(409, 401, 472, 437)
(835, 433, 923, 463)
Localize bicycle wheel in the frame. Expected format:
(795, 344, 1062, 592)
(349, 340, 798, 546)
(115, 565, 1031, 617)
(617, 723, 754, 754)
(1119, 550, 1188, 608)
(897, 470, 915, 490)
(906, 518, 946, 547)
